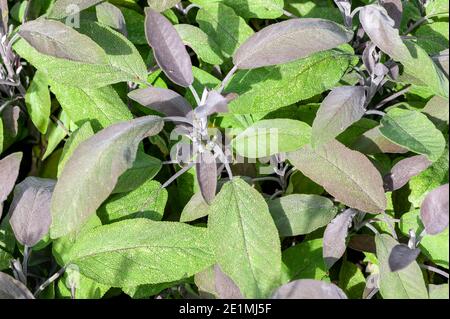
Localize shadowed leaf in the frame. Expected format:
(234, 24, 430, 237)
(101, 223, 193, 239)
(388, 244, 420, 272)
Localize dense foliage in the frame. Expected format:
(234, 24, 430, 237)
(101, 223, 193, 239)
(0, 0, 448, 299)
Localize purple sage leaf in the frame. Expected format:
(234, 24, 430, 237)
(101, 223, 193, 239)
(0, 272, 34, 299)
(420, 184, 449, 235)
(388, 244, 421, 272)
(9, 177, 55, 247)
(383, 155, 432, 191)
(214, 265, 243, 299)
(96, 2, 127, 36)
(145, 8, 193, 87)
(196, 150, 217, 205)
(380, 0, 403, 29)
(128, 87, 192, 117)
(323, 209, 357, 269)
(0, 152, 22, 218)
(272, 279, 348, 299)
(233, 18, 353, 69)
(312, 86, 366, 147)
(194, 91, 229, 119)
(50, 116, 164, 239)
(19, 19, 107, 64)
(288, 140, 387, 213)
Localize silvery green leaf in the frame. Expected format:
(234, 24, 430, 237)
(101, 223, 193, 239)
(380, 0, 403, 29)
(50, 116, 164, 239)
(96, 2, 127, 36)
(196, 150, 217, 205)
(268, 194, 337, 237)
(233, 18, 353, 69)
(145, 8, 193, 87)
(0, 152, 22, 218)
(48, 0, 104, 19)
(312, 86, 366, 147)
(383, 155, 432, 191)
(180, 191, 210, 222)
(66, 219, 214, 286)
(194, 91, 229, 119)
(19, 19, 107, 64)
(420, 183, 449, 235)
(128, 87, 192, 117)
(376, 234, 428, 299)
(272, 279, 347, 299)
(214, 265, 243, 299)
(208, 178, 281, 298)
(9, 177, 55, 247)
(388, 244, 421, 272)
(323, 209, 357, 269)
(0, 272, 34, 299)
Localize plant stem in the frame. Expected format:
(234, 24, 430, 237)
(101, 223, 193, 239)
(22, 245, 30, 285)
(34, 266, 67, 297)
(374, 85, 411, 109)
(218, 65, 238, 94)
(419, 264, 449, 279)
(189, 85, 202, 106)
(365, 109, 386, 116)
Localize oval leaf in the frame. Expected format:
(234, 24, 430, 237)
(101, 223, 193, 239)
(208, 177, 282, 298)
(128, 86, 192, 117)
(383, 155, 432, 191)
(145, 8, 193, 87)
(380, 108, 446, 162)
(287, 140, 387, 213)
(0, 152, 22, 217)
(420, 184, 449, 235)
(48, 0, 104, 19)
(233, 119, 311, 158)
(272, 279, 347, 299)
(19, 19, 107, 64)
(50, 116, 164, 239)
(233, 18, 353, 69)
(214, 265, 243, 299)
(388, 244, 421, 272)
(323, 209, 357, 269)
(196, 150, 217, 205)
(9, 177, 55, 247)
(312, 86, 366, 147)
(375, 234, 428, 299)
(66, 219, 214, 286)
(0, 272, 34, 299)
(268, 194, 337, 237)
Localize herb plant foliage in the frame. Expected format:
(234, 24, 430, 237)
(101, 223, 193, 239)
(0, 0, 448, 299)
